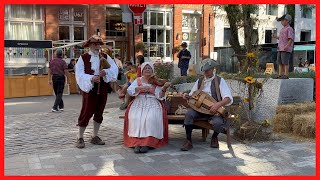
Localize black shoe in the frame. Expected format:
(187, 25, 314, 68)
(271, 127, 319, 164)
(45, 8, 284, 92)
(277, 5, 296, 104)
(210, 136, 219, 148)
(180, 140, 193, 151)
(274, 75, 282, 79)
(90, 136, 105, 145)
(279, 75, 289, 79)
(134, 146, 141, 153)
(139, 146, 149, 153)
(76, 138, 85, 149)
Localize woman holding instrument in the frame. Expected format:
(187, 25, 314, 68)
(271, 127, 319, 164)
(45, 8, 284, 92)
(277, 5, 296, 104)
(123, 62, 171, 153)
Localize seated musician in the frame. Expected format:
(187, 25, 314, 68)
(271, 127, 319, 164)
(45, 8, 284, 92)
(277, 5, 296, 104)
(181, 59, 233, 151)
(123, 62, 171, 153)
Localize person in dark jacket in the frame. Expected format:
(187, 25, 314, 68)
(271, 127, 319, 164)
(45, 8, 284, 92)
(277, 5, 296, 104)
(177, 42, 191, 76)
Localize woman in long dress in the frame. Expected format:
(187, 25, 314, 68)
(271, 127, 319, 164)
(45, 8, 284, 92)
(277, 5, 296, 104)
(123, 62, 171, 153)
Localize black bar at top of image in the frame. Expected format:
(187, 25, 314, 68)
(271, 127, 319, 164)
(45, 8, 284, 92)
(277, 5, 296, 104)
(5, 40, 52, 48)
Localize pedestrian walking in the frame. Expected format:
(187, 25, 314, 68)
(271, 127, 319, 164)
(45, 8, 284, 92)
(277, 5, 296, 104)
(48, 49, 70, 112)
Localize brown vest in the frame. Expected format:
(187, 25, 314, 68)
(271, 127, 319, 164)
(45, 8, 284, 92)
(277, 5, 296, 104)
(81, 52, 109, 75)
(197, 75, 222, 102)
(80, 52, 113, 93)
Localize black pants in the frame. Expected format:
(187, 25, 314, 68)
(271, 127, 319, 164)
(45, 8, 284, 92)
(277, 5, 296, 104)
(52, 75, 65, 110)
(180, 67, 188, 76)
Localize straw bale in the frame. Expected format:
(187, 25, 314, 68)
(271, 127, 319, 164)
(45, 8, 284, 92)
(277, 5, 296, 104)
(292, 113, 315, 138)
(272, 113, 294, 133)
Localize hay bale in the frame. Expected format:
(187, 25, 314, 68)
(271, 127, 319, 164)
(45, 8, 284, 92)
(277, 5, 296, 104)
(272, 113, 294, 133)
(276, 102, 315, 115)
(292, 112, 315, 138)
(233, 121, 271, 141)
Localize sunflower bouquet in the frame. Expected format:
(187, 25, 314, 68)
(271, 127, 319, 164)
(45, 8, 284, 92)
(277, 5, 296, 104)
(235, 52, 270, 113)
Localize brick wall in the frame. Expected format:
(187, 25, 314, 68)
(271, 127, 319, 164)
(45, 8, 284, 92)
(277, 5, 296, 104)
(88, 5, 106, 39)
(45, 5, 59, 41)
(172, 5, 215, 61)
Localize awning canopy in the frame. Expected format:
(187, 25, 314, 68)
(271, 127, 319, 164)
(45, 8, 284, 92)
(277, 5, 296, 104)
(294, 45, 315, 51)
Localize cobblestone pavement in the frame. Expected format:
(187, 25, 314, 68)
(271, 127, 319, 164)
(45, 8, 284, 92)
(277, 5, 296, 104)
(5, 106, 316, 176)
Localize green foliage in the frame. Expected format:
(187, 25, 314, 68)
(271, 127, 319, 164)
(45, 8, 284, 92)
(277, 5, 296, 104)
(154, 62, 174, 80)
(171, 75, 198, 85)
(186, 75, 199, 83)
(135, 42, 146, 52)
(287, 71, 315, 80)
(172, 45, 182, 54)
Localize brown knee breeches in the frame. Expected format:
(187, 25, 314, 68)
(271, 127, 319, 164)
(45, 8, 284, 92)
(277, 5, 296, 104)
(77, 81, 110, 127)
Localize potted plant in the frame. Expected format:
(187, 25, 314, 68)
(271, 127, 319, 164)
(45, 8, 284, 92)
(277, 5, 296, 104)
(172, 45, 182, 54)
(135, 42, 147, 55)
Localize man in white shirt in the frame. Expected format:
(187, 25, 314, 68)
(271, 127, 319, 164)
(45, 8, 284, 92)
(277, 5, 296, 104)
(181, 59, 233, 151)
(74, 35, 118, 148)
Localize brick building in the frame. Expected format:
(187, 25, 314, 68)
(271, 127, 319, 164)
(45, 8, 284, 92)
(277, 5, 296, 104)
(5, 4, 215, 74)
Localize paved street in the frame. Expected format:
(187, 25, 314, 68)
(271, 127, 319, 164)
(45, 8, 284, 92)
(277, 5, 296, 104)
(4, 93, 316, 176)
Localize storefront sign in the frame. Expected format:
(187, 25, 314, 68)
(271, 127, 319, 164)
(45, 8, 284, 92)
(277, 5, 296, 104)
(5, 40, 52, 48)
(114, 23, 126, 31)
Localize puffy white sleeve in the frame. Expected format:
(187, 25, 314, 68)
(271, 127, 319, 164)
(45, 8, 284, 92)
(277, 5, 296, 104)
(103, 55, 118, 83)
(75, 56, 94, 93)
(127, 79, 140, 97)
(155, 86, 165, 101)
(188, 79, 199, 96)
(220, 78, 233, 106)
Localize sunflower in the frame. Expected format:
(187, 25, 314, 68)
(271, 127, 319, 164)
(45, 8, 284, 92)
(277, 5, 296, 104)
(262, 119, 270, 127)
(244, 76, 254, 84)
(246, 52, 256, 58)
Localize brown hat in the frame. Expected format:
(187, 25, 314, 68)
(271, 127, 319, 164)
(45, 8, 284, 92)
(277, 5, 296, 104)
(83, 35, 104, 48)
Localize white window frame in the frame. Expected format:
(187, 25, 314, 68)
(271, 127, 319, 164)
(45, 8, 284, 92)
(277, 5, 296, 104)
(266, 5, 278, 16)
(5, 5, 44, 40)
(58, 7, 87, 42)
(143, 8, 172, 61)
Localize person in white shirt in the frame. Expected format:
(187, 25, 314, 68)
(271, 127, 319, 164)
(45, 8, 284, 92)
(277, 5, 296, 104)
(181, 59, 233, 151)
(74, 35, 118, 148)
(113, 54, 123, 91)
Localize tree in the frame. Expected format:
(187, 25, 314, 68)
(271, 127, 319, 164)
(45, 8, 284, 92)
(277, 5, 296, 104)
(222, 5, 259, 68)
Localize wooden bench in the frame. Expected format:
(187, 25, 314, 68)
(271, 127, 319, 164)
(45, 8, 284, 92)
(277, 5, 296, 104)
(118, 114, 231, 147)
(119, 96, 240, 148)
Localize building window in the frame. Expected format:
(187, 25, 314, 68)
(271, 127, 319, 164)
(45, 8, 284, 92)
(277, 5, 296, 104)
(143, 9, 172, 60)
(58, 7, 86, 41)
(182, 14, 199, 31)
(266, 5, 278, 16)
(106, 8, 126, 37)
(300, 30, 311, 41)
(301, 5, 312, 19)
(223, 28, 231, 46)
(4, 5, 44, 40)
(265, 30, 272, 43)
